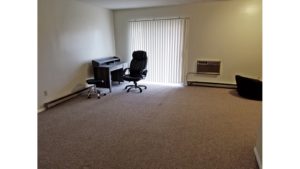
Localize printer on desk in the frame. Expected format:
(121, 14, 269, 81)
(92, 56, 126, 92)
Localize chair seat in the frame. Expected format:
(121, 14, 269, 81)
(86, 79, 106, 99)
(123, 75, 142, 81)
(86, 79, 102, 84)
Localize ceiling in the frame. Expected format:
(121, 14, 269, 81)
(79, 0, 225, 10)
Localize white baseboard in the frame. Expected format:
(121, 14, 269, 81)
(254, 146, 262, 169)
(44, 87, 90, 109)
(38, 107, 46, 113)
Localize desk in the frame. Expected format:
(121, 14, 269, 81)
(92, 57, 126, 92)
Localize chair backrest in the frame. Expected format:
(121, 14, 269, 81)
(129, 51, 147, 77)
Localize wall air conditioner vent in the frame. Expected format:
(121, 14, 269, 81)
(197, 60, 221, 75)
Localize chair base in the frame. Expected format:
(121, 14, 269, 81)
(87, 85, 106, 99)
(124, 81, 147, 93)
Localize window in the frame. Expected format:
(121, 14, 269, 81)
(129, 18, 188, 84)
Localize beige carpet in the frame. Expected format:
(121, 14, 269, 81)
(38, 83, 261, 169)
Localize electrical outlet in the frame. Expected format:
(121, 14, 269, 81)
(43, 90, 48, 96)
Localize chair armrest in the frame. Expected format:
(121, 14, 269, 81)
(141, 69, 148, 76)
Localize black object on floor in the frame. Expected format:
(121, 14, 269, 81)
(235, 75, 262, 101)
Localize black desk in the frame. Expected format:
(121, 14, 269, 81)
(92, 57, 126, 92)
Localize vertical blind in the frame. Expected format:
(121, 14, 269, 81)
(129, 18, 186, 84)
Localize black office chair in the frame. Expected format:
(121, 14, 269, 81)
(123, 51, 148, 93)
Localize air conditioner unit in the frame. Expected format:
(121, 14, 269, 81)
(196, 60, 221, 75)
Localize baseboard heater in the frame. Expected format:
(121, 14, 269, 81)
(44, 87, 91, 109)
(187, 81, 236, 89)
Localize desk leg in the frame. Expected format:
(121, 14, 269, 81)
(106, 69, 112, 93)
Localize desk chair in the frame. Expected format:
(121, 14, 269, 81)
(86, 79, 106, 99)
(123, 51, 148, 93)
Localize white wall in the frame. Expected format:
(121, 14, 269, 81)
(114, 0, 262, 84)
(38, 0, 115, 110)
